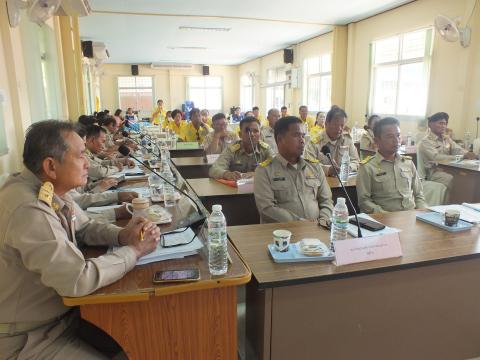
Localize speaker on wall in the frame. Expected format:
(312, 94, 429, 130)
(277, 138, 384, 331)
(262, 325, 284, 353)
(131, 65, 139, 76)
(284, 49, 293, 64)
(202, 65, 209, 76)
(81, 41, 93, 58)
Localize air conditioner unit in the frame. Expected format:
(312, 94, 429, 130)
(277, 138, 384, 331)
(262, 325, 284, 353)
(56, 0, 91, 17)
(93, 42, 109, 65)
(151, 62, 193, 70)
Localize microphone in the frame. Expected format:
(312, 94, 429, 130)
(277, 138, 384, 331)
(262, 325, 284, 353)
(247, 128, 259, 165)
(118, 145, 206, 229)
(321, 145, 363, 238)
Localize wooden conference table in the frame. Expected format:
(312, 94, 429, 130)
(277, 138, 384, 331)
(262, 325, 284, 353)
(229, 211, 480, 360)
(63, 169, 251, 359)
(172, 156, 214, 179)
(187, 176, 358, 226)
(437, 159, 480, 204)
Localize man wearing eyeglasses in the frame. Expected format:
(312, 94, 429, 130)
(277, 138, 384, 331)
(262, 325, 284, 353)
(181, 108, 211, 143)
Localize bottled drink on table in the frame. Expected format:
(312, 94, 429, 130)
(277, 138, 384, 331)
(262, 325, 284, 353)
(208, 204, 228, 275)
(339, 149, 350, 182)
(162, 166, 176, 207)
(330, 197, 349, 252)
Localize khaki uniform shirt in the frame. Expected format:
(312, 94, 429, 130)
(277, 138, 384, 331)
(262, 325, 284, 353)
(417, 130, 466, 179)
(209, 140, 274, 179)
(69, 189, 119, 222)
(305, 131, 360, 174)
(360, 129, 375, 152)
(0, 169, 137, 325)
(254, 155, 333, 223)
(86, 149, 119, 181)
(201, 131, 239, 155)
(357, 152, 427, 214)
(102, 126, 115, 149)
(260, 125, 278, 154)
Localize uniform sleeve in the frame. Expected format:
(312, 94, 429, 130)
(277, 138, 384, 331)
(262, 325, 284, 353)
(304, 140, 319, 160)
(209, 148, 233, 179)
(411, 162, 427, 209)
(357, 165, 386, 214)
(315, 167, 334, 222)
(88, 159, 118, 181)
(349, 140, 360, 172)
(71, 190, 119, 210)
(450, 139, 467, 156)
(6, 203, 137, 298)
(360, 134, 372, 151)
(418, 139, 456, 164)
(253, 166, 303, 222)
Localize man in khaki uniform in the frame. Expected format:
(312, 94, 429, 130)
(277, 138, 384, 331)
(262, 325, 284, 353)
(254, 116, 333, 223)
(209, 116, 274, 180)
(357, 117, 427, 213)
(0, 120, 160, 359)
(305, 106, 359, 176)
(201, 112, 239, 155)
(85, 125, 134, 182)
(260, 108, 281, 154)
(418, 112, 477, 191)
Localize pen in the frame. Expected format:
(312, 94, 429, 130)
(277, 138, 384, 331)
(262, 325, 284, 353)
(140, 229, 144, 242)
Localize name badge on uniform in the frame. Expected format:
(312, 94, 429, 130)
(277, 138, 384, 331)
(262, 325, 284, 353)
(376, 171, 387, 177)
(273, 177, 286, 181)
(265, 135, 272, 138)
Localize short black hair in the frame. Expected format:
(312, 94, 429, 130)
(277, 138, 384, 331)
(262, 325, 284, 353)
(78, 115, 96, 127)
(252, 106, 259, 111)
(428, 112, 449, 124)
(239, 116, 260, 130)
(299, 105, 307, 111)
(74, 123, 87, 138)
(281, 106, 287, 111)
(23, 120, 75, 175)
(102, 116, 117, 127)
(274, 116, 302, 143)
(326, 105, 347, 123)
(212, 113, 226, 123)
(190, 108, 201, 117)
(171, 109, 182, 119)
(86, 124, 107, 139)
(114, 109, 122, 116)
(367, 114, 381, 128)
(373, 117, 400, 138)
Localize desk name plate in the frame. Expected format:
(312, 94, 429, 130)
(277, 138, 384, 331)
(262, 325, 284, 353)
(334, 232, 402, 266)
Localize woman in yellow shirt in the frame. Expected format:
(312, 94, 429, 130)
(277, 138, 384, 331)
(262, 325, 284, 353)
(310, 111, 326, 138)
(166, 109, 187, 136)
(151, 99, 166, 126)
(200, 109, 213, 127)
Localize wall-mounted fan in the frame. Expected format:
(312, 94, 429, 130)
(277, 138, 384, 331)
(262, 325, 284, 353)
(28, 0, 62, 25)
(434, 14, 471, 47)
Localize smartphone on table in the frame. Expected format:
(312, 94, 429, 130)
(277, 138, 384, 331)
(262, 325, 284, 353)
(349, 217, 385, 231)
(153, 269, 200, 283)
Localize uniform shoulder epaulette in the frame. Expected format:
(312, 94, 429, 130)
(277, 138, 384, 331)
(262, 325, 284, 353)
(304, 156, 319, 164)
(360, 155, 374, 165)
(38, 181, 54, 208)
(401, 155, 412, 161)
(229, 143, 241, 152)
(343, 131, 352, 139)
(260, 157, 273, 167)
(259, 141, 269, 149)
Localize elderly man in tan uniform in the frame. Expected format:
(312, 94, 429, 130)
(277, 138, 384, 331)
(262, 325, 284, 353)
(85, 125, 134, 182)
(305, 106, 359, 176)
(260, 108, 281, 154)
(418, 112, 477, 191)
(209, 116, 274, 180)
(254, 116, 333, 224)
(357, 117, 427, 214)
(201, 112, 239, 155)
(0, 120, 160, 359)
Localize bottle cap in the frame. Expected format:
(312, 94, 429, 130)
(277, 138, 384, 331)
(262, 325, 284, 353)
(212, 204, 222, 212)
(336, 197, 346, 205)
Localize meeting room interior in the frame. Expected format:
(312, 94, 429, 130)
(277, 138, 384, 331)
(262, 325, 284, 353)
(1, 0, 480, 359)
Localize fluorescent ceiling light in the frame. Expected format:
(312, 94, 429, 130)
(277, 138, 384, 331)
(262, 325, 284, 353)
(179, 26, 231, 32)
(167, 46, 208, 50)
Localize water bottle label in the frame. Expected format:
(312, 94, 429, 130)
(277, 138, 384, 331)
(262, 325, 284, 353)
(208, 228, 226, 242)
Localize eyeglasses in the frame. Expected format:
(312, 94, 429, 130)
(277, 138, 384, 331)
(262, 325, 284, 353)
(160, 220, 206, 248)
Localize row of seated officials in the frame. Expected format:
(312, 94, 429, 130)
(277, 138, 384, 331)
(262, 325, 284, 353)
(0, 103, 478, 358)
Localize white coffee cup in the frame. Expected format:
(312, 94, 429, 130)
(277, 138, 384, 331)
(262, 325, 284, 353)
(273, 229, 292, 252)
(125, 197, 150, 218)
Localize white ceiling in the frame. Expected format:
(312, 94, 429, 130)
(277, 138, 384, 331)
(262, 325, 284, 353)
(79, 0, 414, 65)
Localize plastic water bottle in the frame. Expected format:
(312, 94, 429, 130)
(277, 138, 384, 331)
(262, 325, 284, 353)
(352, 121, 359, 142)
(406, 132, 413, 147)
(208, 204, 228, 275)
(162, 166, 176, 207)
(339, 149, 350, 181)
(330, 197, 349, 252)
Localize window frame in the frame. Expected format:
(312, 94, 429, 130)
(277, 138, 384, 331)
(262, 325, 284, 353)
(117, 75, 154, 116)
(186, 75, 223, 114)
(265, 67, 286, 111)
(303, 54, 332, 112)
(367, 28, 434, 121)
(240, 73, 254, 111)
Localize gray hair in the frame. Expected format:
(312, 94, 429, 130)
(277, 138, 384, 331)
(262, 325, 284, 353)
(23, 120, 75, 174)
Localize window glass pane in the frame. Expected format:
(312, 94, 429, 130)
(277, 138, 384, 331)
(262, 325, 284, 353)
(321, 54, 331, 73)
(135, 76, 152, 88)
(241, 75, 251, 86)
(240, 85, 253, 111)
(118, 76, 136, 88)
(372, 65, 398, 114)
(118, 89, 138, 110)
(188, 89, 205, 109)
(396, 62, 427, 116)
(401, 30, 426, 60)
(136, 89, 153, 112)
(267, 70, 276, 84)
(188, 76, 204, 88)
(205, 77, 221, 87)
(205, 88, 222, 110)
(319, 75, 332, 111)
(276, 70, 286, 83)
(374, 36, 400, 64)
(307, 57, 320, 75)
(307, 76, 320, 111)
